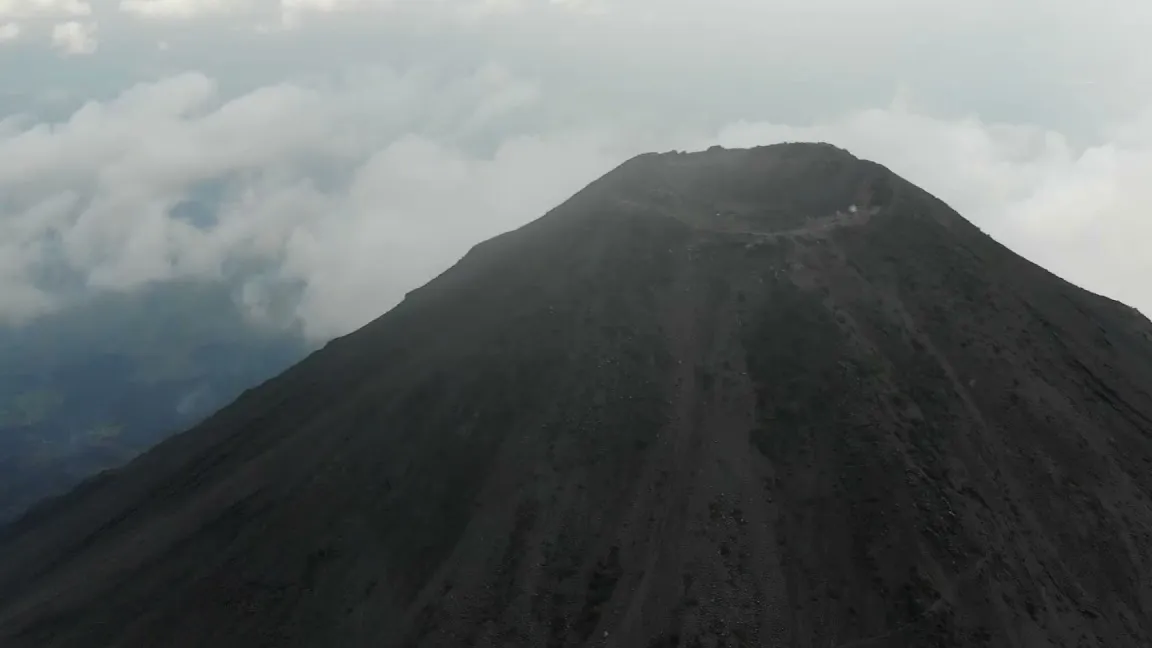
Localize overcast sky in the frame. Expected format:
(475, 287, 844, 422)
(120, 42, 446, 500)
(1, 0, 1150, 339)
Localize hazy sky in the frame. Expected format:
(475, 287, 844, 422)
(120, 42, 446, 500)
(1, 0, 1150, 338)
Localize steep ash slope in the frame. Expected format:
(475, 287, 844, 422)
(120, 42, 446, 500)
(1, 143, 1151, 648)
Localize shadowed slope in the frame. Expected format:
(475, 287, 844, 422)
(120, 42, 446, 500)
(1, 143, 1151, 648)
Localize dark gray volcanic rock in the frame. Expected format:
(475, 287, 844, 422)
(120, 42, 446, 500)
(1, 142, 1151, 647)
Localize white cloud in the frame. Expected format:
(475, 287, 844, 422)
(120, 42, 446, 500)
(0, 0, 91, 19)
(110, 0, 607, 22)
(461, 0, 607, 19)
(0, 0, 91, 50)
(280, 0, 390, 11)
(119, 0, 238, 19)
(0, 65, 613, 334)
(3, 64, 1152, 337)
(277, 0, 396, 26)
(50, 20, 96, 54)
(113, 0, 510, 26)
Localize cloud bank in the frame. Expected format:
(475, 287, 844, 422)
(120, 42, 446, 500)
(2, 62, 1151, 340)
(0, 65, 634, 336)
(50, 19, 96, 53)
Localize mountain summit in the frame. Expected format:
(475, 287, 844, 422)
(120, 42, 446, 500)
(2, 143, 1151, 647)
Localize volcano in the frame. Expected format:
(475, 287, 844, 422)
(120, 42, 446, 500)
(1, 143, 1151, 647)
